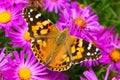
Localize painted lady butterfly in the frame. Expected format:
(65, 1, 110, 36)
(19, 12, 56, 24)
(22, 7, 101, 71)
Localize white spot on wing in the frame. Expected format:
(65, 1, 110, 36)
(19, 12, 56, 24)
(30, 9, 33, 12)
(28, 15, 30, 18)
(91, 53, 94, 56)
(35, 13, 41, 19)
(87, 52, 91, 56)
(96, 48, 99, 52)
(30, 18, 33, 21)
(87, 43, 92, 50)
(28, 12, 30, 14)
(94, 52, 97, 54)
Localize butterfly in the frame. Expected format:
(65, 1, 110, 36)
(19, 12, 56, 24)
(22, 7, 102, 71)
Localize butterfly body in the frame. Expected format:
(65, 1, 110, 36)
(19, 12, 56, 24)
(23, 7, 102, 71)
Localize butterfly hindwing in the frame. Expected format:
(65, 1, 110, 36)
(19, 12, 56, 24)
(31, 29, 72, 71)
(47, 41, 72, 71)
(70, 38, 101, 64)
(31, 37, 56, 65)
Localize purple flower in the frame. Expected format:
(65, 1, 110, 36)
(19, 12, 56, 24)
(92, 27, 120, 80)
(56, 5, 103, 40)
(80, 68, 98, 80)
(7, 0, 28, 9)
(4, 50, 47, 80)
(8, 20, 32, 51)
(8, 0, 28, 5)
(94, 28, 115, 53)
(80, 60, 100, 68)
(98, 28, 120, 67)
(43, 0, 70, 13)
(0, 0, 24, 36)
(0, 48, 12, 79)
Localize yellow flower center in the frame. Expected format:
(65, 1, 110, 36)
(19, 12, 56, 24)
(110, 49, 120, 62)
(74, 17, 86, 29)
(18, 67, 31, 80)
(79, 4, 84, 8)
(23, 31, 31, 41)
(0, 11, 12, 24)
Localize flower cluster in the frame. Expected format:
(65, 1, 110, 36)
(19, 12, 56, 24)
(0, 0, 120, 80)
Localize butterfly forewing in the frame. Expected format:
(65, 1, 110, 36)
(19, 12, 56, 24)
(22, 7, 59, 38)
(23, 7, 61, 65)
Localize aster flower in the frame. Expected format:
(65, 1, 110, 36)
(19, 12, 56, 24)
(9, 0, 28, 5)
(92, 27, 120, 80)
(80, 60, 100, 68)
(94, 27, 115, 53)
(56, 5, 103, 41)
(0, 0, 25, 36)
(9, 0, 28, 10)
(80, 68, 98, 80)
(4, 50, 47, 80)
(97, 28, 119, 65)
(0, 48, 7, 79)
(43, 0, 70, 13)
(8, 20, 32, 51)
(0, 48, 12, 79)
